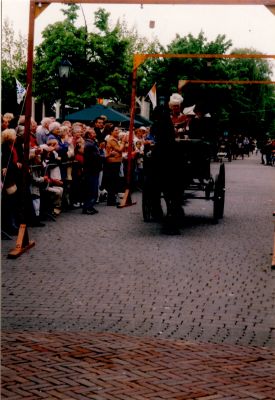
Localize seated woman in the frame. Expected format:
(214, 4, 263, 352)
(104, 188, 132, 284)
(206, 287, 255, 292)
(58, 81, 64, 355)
(169, 93, 188, 138)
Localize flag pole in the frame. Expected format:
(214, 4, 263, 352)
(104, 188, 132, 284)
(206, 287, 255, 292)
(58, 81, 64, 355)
(16, 82, 29, 119)
(8, 0, 36, 258)
(118, 66, 138, 208)
(24, 0, 35, 169)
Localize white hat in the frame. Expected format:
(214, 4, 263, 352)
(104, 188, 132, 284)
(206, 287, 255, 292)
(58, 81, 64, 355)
(169, 93, 183, 106)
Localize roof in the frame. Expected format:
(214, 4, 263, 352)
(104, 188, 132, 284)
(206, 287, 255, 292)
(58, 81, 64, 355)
(128, 113, 152, 126)
(66, 104, 151, 127)
(66, 104, 130, 123)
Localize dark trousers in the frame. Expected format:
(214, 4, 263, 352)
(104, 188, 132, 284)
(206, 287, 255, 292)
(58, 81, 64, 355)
(82, 173, 99, 211)
(104, 162, 121, 204)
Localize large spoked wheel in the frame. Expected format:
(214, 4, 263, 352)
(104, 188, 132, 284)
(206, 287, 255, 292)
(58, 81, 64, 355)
(205, 177, 214, 200)
(213, 163, 225, 223)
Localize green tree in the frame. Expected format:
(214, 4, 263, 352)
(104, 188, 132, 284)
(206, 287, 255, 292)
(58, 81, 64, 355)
(94, 8, 110, 33)
(1, 18, 27, 113)
(34, 5, 89, 113)
(143, 31, 232, 108)
(141, 33, 275, 137)
(31, 4, 275, 136)
(33, 6, 141, 113)
(86, 9, 133, 104)
(224, 49, 275, 137)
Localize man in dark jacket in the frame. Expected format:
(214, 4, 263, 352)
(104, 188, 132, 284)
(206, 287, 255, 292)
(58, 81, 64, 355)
(93, 117, 106, 144)
(82, 127, 103, 215)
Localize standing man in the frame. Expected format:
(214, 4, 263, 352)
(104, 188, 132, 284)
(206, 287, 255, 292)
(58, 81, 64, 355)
(36, 117, 53, 145)
(82, 127, 103, 215)
(93, 116, 106, 144)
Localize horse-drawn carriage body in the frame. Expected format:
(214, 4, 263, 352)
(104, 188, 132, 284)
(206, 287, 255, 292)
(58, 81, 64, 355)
(142, 138, 225, 224)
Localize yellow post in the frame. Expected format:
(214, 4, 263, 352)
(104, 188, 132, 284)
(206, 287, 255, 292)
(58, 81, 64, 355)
(8, 225, 35, 259)
(272, 212, 275, 269)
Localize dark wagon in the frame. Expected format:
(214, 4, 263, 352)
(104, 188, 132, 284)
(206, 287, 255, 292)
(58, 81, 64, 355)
(142, 138, 225, 224)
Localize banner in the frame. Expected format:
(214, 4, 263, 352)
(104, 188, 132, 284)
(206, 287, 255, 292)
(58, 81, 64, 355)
(147, 83, 157, 109)
(16, 79, 26, 104)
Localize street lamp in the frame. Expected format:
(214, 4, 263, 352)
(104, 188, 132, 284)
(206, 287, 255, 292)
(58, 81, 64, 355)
(58, 59, 72, 120)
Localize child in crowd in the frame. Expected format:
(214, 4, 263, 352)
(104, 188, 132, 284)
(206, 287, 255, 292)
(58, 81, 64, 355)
(41, 139, 63, 216)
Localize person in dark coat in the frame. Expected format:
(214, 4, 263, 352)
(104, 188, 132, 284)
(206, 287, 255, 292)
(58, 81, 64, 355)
(149, 104, 183, 234)
(93, 117, 106, 144)
(82, 127, 103, 214)
(188, 102, 217, 163)
(1, 128, 23, 234)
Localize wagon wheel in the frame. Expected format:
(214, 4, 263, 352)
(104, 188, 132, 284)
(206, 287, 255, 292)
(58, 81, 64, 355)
(218, 163, 225, 189)
(142, 182, 152, 222)
(213, 163, 225, 222)
(205, 177, 214, 199)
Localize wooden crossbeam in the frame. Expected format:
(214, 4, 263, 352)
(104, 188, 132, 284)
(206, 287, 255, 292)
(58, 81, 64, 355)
(177, 80, 275, 84)
(34, 0, 275, 5)
(133, 53, 275, 69)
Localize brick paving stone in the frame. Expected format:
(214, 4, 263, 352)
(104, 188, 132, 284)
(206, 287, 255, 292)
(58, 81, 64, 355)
(2, 331, 275, 399)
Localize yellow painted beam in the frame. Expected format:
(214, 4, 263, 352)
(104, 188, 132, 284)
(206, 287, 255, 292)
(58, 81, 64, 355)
(177, 79, 275, 84)
(266, 5, 275, 14)
(35, 2, 50, 18)
(134, 53, 275, 69)
(136, 53, 275, 60)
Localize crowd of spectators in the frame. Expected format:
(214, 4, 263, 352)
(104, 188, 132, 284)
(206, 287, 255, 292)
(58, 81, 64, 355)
(1, 112, 151, 236)
(1, 105, 274, 237)
(216, 134, 275, 164)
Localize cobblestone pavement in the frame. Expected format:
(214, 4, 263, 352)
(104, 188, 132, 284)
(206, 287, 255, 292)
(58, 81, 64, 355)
(1, 154, 275, 398)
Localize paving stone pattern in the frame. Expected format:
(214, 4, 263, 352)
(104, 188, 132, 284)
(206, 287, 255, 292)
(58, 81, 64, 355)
(2, 331, 275, 399)
(2, 156, 275, 347)
(1, 155, 275, 399)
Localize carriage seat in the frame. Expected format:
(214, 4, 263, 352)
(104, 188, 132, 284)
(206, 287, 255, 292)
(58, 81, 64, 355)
(175, 139, 212, 180)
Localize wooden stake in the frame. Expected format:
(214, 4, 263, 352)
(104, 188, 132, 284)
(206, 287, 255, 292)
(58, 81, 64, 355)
(8, 224, 35, 259)
(272, 212, 275, 269)
(117, 189, 137, 208)
(117, 66, 138, 209)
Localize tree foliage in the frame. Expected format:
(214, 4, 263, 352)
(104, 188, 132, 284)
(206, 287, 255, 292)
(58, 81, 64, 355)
(221, 48, 274, 136)
(1, 18, 27, 113)
(1, 5, 274, 136)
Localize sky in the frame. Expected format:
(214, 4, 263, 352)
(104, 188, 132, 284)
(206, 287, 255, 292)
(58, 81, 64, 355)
(2, 0, 275, 74)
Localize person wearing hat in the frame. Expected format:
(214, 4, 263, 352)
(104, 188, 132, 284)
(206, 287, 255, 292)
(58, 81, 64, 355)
(169, 93, 188, 137)
(188, 102, 214, 142)
(148, 104, 184, 234)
